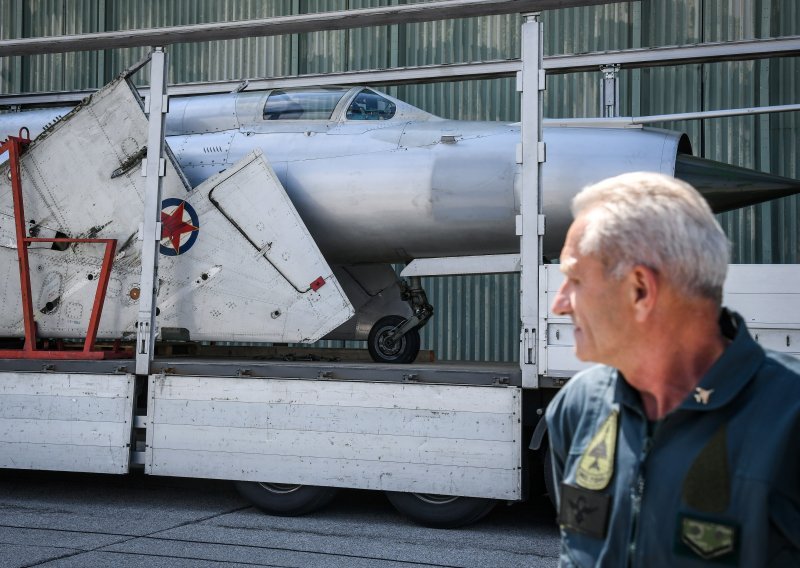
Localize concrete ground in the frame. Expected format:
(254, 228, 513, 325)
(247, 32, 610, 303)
(0, 470, 560, 568)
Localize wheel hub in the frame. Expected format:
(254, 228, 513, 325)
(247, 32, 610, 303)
(257, 482, 303, 494)
(378, 329, 403, 356)
(412, 493, 460, 505)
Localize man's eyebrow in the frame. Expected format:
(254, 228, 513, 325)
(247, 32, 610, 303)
(559, 257, 577, 275)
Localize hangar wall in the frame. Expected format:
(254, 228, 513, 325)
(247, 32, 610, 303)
(1, 0, 798, 361)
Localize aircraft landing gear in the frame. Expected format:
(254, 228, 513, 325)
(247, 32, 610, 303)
(367, 276, 432, 364)
(368, 315, 421, 363)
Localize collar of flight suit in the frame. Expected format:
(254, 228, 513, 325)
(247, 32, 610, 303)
(615, 309, 765, 415)
(677, 309, 765, 412)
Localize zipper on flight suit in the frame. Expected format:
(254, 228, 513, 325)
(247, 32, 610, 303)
(627, 419, 660, 567)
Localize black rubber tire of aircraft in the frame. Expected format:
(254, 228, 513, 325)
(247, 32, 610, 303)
(384, 491, 497, 528)
(367, 315, 421, 364)
(234, 482, 338, 516)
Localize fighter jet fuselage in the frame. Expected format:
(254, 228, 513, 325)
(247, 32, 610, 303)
(165, 86, 687, 263)
(3, 85, 799, 264)
(2, 83, 799, 355)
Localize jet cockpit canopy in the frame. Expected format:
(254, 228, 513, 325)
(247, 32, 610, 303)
(167, 85, 432, 135)
(262, 87, 397, 121)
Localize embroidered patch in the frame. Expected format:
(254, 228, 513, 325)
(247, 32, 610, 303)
(558, 483, 611, 539)
(678, 515, 738, 561)
(682, 423, 730, 513)
(576, 410, 617, 490)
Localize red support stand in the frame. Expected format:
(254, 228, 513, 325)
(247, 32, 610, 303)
(0, 130, 126, 360)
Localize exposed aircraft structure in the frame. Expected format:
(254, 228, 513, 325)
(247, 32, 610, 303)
(0, 79, 354, 347)
(1, 83, 799, 362)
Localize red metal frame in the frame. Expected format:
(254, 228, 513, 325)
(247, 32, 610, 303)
(0, 131, 125, 359)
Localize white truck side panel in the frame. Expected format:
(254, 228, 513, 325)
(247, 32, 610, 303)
(539, 265, 592, 377)
(0, 372, 134, 473)
(725, 265, 800, 357)
(146, 375, 522, 500)
(541, 264, 800, 375)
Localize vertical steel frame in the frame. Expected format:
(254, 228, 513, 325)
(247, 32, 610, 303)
(518, 14, 545, 388)
(135, 47, 169, 376)
(601, 64, 621, 117)
(0, 132, 119, 360)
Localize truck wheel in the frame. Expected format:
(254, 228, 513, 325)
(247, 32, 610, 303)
(368, 315, 420, 364)
(235, 482, 338, 516)
(385, 492, 496, 528)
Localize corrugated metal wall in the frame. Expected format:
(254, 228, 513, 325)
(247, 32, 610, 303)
(1, 0, 798, 361)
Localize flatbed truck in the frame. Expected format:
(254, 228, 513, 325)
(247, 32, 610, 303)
(1, 7, 798, 529)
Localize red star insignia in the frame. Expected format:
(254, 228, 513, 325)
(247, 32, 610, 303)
(161, 201, 198, 254)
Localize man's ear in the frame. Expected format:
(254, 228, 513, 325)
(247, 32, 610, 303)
(628, 265, 658, 322)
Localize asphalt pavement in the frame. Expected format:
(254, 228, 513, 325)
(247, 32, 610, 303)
(0, 470, 560, 568)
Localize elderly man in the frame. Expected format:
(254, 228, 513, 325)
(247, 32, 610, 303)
(545, 172, 800, 566)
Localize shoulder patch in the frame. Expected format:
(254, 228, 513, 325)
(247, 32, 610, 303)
(682, 423, 730, 513)
(676, 514, 738, 562)
(576, 409, 618, 490)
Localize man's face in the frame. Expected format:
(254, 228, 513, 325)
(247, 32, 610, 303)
(551, 214, 632, 365)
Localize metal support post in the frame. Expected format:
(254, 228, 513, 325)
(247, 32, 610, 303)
(135, 47, 168, 376)
(600, 64, 620, 117)
(0, 131, 121, 360)
(517, 14, 545, 389)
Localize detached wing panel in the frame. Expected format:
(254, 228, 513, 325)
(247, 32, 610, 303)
(0, 77, 352, 343)
(160, 151, 354, 342)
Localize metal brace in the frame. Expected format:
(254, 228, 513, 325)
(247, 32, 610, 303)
(387, 276, 434, 342)
(600, 64, 620, 118)
(521, 328, 536, 365)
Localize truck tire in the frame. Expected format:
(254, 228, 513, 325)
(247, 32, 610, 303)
(367, 315, 420, 364)
(385, 492, 496, 528)
(235, 482, 338, 516)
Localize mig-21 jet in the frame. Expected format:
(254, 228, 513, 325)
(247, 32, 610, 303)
(1, 84, 798, 362)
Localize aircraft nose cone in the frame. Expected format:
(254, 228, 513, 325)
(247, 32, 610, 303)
(675, 153, 800, 212)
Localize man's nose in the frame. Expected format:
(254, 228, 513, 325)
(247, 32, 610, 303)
(551, 283, 571, 316)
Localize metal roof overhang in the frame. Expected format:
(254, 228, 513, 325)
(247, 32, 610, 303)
(0, 0, 618, 57)
(1, 35, 799, 109)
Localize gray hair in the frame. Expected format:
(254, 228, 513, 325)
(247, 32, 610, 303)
(572, 172, 730, 304)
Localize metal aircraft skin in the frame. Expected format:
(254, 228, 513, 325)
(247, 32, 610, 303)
(3, 85, 799, 264)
